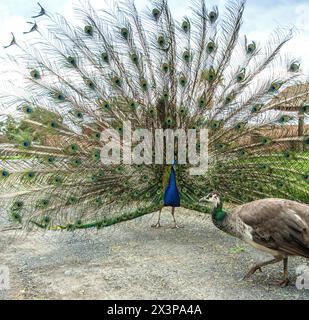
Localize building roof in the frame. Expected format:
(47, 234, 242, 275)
(266, 83, 309, 111)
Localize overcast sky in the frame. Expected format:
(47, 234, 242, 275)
(0, 0, 308, 71)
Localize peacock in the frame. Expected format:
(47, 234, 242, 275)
(0, 0, 308, 232)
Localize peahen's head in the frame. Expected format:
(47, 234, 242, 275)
(200, 192, 221, 207)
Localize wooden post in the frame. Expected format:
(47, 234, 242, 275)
(298, 109, 305, 152)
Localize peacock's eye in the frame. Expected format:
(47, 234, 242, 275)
(68, 196, 77, 204)
(42, 216, 51, 224)
(67, 56, 76, 66)
(208, 11, 218, 22)
(141, 79, 148, 90)
(236, 71, 245, 82)
(101, 52, 109, 63)
(50, 121, 58, 128)
(207, 41, 216, 53)
(70, 144, 78, 152)
(165, 117, 173, 125)
(48, 156, 55, 163)
(112, 76, 121, 87)
(225, 96, 233, 104)
(289, 62, 300, 72)
(148, 107, 155, 116)
(198, 97, 206, 107)
(251, 104, 262, 113)
(162, 63, 169, 72)
(22, 140, 31, 148)
(28, 171, 35, 178)
(182, 20, 190, 32)
(95, 132, 101, 139)
(14, 201, 23, 209)
(179, 107, 186, 115)
(121, 27, 129, 39)
(183, 50, 191, 62)
(25, 106, 33, 114)
(157, 35, 166, 47)
(247, 42, 256, 54)
(131, 53, 139, 64)
(152, 8, 161, 19)
(84, 25, 93, 36)
(162, 90, 169, 99)
(301, 105, 309, 113)
(95, 196, 102, 204)
(179, 75, 187, 86)
(30, 69, 40, 80)
(1, 170, 9, 178)
(269, 82, 282, 92)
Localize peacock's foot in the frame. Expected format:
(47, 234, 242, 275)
(171, 223, 184, 229)
(242, 265, 262, 280)
(271, 278, 289, 287)
(151, 222, 162, 228)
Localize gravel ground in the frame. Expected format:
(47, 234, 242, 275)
(0, 207, 309, 300)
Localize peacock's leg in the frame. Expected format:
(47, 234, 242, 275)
(151, 207, 163, 228)
(243, 256, 283, 280)
(171, 207, 183, 229)
(271, 257, 289, 287)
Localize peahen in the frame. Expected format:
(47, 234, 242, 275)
(0, 0, 308, 232)
(201, 192, 309, 286)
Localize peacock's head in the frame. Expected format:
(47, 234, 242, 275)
(200, 192, 221, 207)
